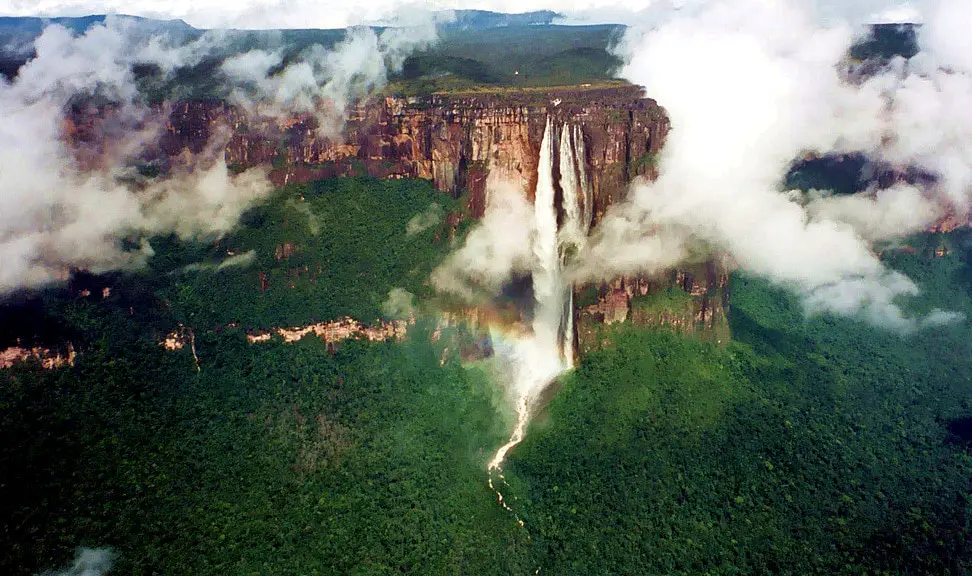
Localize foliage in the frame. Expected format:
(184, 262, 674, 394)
(388, 25, 625, 93)
(629, 150, 659, 175)
(4, 196, 972, 574)
(574, 284, 600, 309)
(630, 286, 694, 315)
(1, 317, 530, 575)
(506, 233, 972, 574)
(154, 176, 461, 330)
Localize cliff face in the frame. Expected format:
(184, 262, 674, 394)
(159, 85, 668, 224)
(163, 86, 730, 347)
(575, 260, 732, 355)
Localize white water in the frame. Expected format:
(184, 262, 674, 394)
(559, 124, 582, 240)
(486, 330, 565, 526)
(532, 116, 566, 365)
(557, 122, 593, 369)
(487, 118, 594, 466)
(575, 124, 593, 235)
(488, 117, 565, 473)
(558, 124, 593, 238)
(487, 118, 594, 524)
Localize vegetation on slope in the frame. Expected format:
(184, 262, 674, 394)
(509, 232, 972, 574)
(387, 25, 625, 95)
(2, 172, 972, 574)
(2, 321, 529, 574)
(152, 176, 464, 330)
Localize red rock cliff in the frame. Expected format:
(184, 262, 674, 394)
(157, 85, 668, 224)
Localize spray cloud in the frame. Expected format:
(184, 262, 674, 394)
(573, 0, 972, 330)
(38, 547, 115, 576)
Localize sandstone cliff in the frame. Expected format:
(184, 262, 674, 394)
(575, 260, 732, 354)
(153, 85, 667, 225)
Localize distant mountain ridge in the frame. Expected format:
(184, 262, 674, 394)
(0, 14, 196, 56)
(0, 14, 194, 34)
(0, 14, 921, 96)
(0, 9, 565, 34)
(440, 10, 562, 30)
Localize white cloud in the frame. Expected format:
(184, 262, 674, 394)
(920, 0, 972, 72)
(0, 13, 435, 292)
(0, 0, 931, 30)
(0, 20, 272, 291)
(572, 0, 968, 329)
(868, 3, 923, 24)
(38, 547, 115, 576)
(406, 202, 443, 235)
(218, 21, 436, 135)
(382, 287, 416, 318)
(804, 183, 942, 241)
(431, 175, 536, 301)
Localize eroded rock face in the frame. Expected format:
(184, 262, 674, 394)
(245, 317, 409, 345)
(157, 88, 731, 347)
(0, 344, 76, 370)
(146, 85, 668, 224)
(575, 259, 732, 354)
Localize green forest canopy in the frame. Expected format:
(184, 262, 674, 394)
(2, 176, 972, 574)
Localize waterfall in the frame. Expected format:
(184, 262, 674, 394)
(533, 116, 565, 360)
(486, 117, 595, 527)
(488, 118, 592, 484)
(573, 124, 593, 235)
(558, 123, 593, 238)
(487, 117, 567, 478)
(559, 124, 582, 240)
(558, 124, 578, 369)
(557, 122, 594, 368)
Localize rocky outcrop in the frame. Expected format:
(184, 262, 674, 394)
(0, 344, 76, 370)
(575, 259, 732, 353)
(245, 317, 409, 345)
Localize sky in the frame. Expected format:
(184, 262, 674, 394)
(0, 0, 932, 29)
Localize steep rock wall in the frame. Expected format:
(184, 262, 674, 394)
(574, 260, 732, 354)
(155, 85, 668, 224)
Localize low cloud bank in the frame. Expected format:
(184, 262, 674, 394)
(570, 0, 971, 330)
(219, 19, 436, 135)
(0, 15, 436, 293)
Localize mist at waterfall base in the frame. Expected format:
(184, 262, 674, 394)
(577, 0, 972, 331)
(37, 547, 115, 576)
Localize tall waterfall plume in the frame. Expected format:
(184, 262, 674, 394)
(557, 122, 593, 369)
(488, 117, 593, 512)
